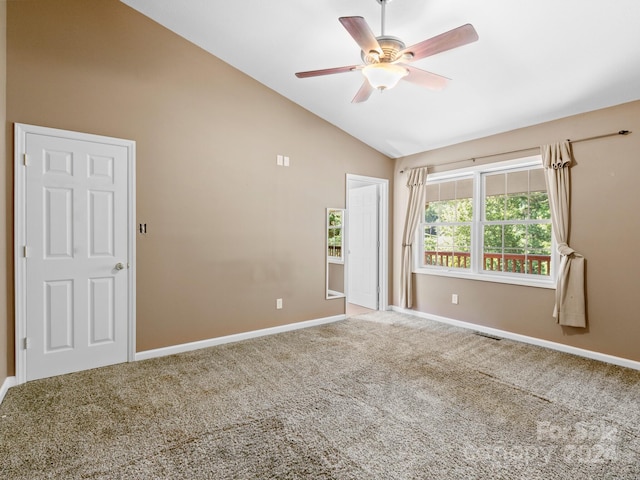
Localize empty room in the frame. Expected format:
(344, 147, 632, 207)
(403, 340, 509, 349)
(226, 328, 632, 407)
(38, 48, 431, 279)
(1, 0, 639, 478)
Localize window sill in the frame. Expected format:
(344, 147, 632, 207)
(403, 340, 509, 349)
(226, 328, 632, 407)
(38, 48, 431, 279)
(413, 267, 555, 289)
(328, 258, 344, 265)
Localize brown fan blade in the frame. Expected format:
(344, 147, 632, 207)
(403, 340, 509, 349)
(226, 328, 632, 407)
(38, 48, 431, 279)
(400, 24, 478, 62)
(339, 16, 382, 57)
(352, 81, 374, 103)
(402, 66, 450, 90)
(295, 65, 360, 78)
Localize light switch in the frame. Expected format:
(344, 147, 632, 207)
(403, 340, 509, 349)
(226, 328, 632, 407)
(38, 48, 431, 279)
(276, 155, 284, 166)
(284, 156, 290, 167)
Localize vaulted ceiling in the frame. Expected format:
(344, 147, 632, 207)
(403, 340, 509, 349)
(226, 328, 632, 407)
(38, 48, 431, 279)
(122, 0, 640, 158)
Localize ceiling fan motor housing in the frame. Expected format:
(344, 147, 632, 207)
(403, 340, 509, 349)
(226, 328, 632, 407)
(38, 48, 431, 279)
(361, 36, 406, 64)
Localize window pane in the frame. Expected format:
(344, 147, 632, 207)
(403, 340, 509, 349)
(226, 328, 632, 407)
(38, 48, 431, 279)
(457, 198, 473, 222)
(483, 225, 503, 272)
(452, 226, 471, 269)
(425, 202, 439, 222)
(424, 225, 444, 266)
(504, 224, 526, 253)
(529, 191, 550, 220)
(328, 228, 342, 244)
(485, 195, 505, 221)
(422, 224, 469, 269)
(529, 168, 546, 192)
(426, 178, 474, 222)
(506, 170, 528, 194)
(454, 225, 472, 249)
(327, 227, 342, 258)
(425, 184, 440, 203)
(506, 194, 528, 220)
(504, 224, 526, 273)
(527, 255, 551, 276)
(328, 210, 342, 227)
(438, 200, 457, 223)
(526, 223, 551, 275)
(424, 225, 438, 251)
(456, 178, 473, 199)
(439, 181, 456, 201)
(437, 225, 454, 250)
(482, 222, 551, 276)
(485, 173, 505, 196)
(483, 224, 502, 249)
(437, 223, 453, 268)
(527, 223, 552, 251)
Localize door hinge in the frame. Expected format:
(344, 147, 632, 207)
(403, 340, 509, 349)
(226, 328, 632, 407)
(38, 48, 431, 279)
(23, 337, 30, 350)
(23, 153, 28, 166)
(23, 246, 28, 258)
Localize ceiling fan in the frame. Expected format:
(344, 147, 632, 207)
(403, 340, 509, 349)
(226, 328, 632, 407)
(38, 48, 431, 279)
(295, 0, 478, 103)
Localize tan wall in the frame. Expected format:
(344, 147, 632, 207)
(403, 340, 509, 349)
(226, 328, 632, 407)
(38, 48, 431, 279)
(0, 0, 7, 385)
(6, 0, 393, 365)
(395, 100, 640, 362)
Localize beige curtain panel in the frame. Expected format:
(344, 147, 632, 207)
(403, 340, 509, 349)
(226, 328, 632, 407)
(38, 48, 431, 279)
(541, 142, 586, 327)
(400, 167, 429, 309)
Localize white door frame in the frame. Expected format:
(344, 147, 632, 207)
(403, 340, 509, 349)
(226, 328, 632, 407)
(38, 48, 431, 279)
(14, 123, 136, 385)
(346, 174, 389, 311)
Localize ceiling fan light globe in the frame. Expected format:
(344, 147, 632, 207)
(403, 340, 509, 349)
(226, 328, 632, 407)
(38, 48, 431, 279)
(362, 63, 408, 90)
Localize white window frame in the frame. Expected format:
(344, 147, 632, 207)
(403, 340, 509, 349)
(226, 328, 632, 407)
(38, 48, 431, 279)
(414, 156, 557, 289)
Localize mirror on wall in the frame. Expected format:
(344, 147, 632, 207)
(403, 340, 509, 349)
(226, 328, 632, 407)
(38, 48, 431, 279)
(326, 208, 346, 299)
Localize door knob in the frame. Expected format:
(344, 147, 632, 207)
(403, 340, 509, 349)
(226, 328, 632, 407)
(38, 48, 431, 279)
(115, 262, 125, 270)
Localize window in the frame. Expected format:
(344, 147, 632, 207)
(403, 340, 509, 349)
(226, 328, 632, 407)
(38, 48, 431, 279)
(327, 208, 344, 263)
(482, 168, 551, 276)
(417, 157, 554, 287)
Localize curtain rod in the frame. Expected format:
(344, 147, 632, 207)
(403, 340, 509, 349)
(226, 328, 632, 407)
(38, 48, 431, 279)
(399, 130, 631, 174)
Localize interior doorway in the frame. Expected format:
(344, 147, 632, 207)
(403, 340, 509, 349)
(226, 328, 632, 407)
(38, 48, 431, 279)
(346, 174, 388, 312)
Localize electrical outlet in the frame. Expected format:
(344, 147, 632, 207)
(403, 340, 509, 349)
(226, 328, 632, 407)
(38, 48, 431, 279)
(452, 294, 459, 305)
(276, 298, 283, 309)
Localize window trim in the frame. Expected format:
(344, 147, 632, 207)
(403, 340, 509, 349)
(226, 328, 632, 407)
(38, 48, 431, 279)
(413, 156, 557, 289)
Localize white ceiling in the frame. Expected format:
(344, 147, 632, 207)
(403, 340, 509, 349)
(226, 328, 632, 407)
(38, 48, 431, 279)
(121, 0, 640, 159)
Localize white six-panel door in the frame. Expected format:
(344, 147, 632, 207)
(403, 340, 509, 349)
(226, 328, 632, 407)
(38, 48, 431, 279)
(15, 125, 135, 382)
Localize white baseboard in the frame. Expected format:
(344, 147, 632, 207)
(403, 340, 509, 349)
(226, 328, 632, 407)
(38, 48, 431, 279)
(135, 314, 347, 361)
(0, 376, 17, 406)
(391, 306, 640, 371)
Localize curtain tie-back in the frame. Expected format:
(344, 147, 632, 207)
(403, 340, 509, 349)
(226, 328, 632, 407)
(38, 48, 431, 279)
(557, 243, 576, 256)
(402, 243, 411, 247)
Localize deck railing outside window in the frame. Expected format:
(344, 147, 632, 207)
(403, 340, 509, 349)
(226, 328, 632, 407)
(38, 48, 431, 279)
(424, 251, 550, 276)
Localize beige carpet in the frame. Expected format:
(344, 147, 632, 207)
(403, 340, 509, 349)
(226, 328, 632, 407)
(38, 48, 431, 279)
(1, 311, 639, 479)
